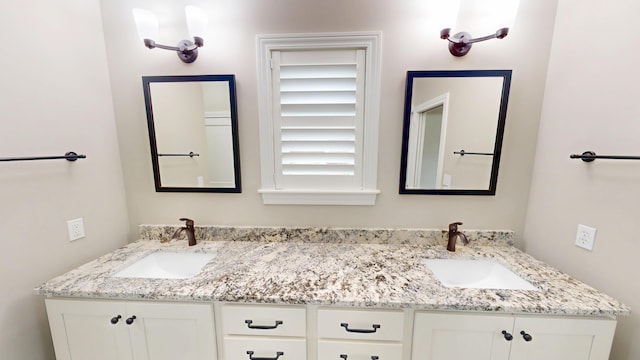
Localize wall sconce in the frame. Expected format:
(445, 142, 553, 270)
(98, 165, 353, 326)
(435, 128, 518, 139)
(132, 6, 208, 63)
(439, 0, 520, 57)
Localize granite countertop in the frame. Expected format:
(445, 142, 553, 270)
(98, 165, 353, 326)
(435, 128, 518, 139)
(35, 227, 630, 317)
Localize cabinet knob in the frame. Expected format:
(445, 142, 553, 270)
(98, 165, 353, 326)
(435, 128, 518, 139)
(110, 315, 122, 324)
(340, 322, 381, 334)
(520, 331, 533, 342)
(125, 315, 137, 325)
(245, 319, 283, 330)
(246, 350, 283, 360)
(501, 330, 513, 341)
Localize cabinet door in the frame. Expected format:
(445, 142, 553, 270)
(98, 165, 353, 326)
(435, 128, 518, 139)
(45, 298, 133, 360)
(126, 301, 217, 360)
(412, 312, 513, 360)
(510, 316, 616, 360)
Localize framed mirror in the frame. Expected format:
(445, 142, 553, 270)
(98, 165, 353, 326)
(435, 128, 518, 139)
(399, 70, 511, 195)
(143, 74, 241, 193)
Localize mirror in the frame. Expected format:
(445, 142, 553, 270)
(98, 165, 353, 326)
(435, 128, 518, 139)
(143, 75, 241, 193)
(399, 70, 511, 195)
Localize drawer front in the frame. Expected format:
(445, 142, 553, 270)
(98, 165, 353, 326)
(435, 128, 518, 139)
(224, 337, 306, 360)
(317, 308, 404, 341)
(221, 304, 306, 337)
(318, 340, 403, 360)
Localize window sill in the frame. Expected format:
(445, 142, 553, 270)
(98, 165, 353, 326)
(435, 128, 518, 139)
(258, 189, 380, 206)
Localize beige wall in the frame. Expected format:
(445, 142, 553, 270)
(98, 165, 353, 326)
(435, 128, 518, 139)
(523, 0, 640, 358)
(100, 0, 557, 238)
(0, 0, 131, 358)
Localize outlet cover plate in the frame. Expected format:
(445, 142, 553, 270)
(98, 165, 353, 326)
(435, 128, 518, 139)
(575, 224, 596, 251)
(67, 218, 85, 241)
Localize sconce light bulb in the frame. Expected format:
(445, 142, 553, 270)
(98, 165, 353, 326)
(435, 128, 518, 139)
(132, 8, 159, 42)
(185, 5, 208, 40)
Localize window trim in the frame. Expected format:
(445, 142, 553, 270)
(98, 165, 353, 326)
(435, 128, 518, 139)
(256, 32, 382, 205)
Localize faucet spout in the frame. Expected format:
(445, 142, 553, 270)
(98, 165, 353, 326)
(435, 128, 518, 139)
(172, 218, 197, 246)
(447, 221, 469, 252)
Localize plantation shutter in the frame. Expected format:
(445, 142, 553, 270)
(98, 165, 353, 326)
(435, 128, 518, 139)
(271, 48, 366, 190)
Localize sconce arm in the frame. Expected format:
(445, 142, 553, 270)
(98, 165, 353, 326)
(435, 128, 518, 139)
(143, 39, 201, 52)
(141, 37, 203, 63)
(444, 28, 509, 45)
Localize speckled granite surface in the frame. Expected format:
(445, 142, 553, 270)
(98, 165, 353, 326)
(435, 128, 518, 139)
(35, 227, 630, 317)
(138, 225, 515, 246)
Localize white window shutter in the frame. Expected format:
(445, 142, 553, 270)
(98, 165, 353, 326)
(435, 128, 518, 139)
(271, 49, 365, 190)
(256, 32, 382, 205)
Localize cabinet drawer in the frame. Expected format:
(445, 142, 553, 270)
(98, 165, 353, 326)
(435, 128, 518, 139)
(221, 304, 306, 337)
(317, 308, 404, 341)
(318, 340, 403, 359)
(224, 337, 306, 360)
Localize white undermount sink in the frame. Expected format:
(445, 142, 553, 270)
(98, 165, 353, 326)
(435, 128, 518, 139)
(424, 259, 538, 291)
(114, 252, 215, 279)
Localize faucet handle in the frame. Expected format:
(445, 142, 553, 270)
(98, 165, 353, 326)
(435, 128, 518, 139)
(449, 222, 463, 232)
(179, 218, 194, 228)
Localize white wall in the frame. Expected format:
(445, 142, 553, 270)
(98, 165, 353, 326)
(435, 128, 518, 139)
(523, 0, 640, 358)
(100, 0, 557, 240)
(0, 0, 131, 358)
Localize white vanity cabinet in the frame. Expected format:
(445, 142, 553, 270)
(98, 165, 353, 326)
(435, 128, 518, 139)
(45, 298, 217, 360)
(412, 312, 617, 360)
(317, 308, 405, 360)
(219, 303, 307, 360)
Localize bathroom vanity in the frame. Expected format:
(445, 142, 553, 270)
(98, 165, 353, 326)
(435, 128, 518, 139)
(36, 226, 629, 360)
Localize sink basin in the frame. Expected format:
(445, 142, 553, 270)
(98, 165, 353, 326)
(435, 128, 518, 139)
(423, 259, 537, 290)
(114, 252, 215, 279)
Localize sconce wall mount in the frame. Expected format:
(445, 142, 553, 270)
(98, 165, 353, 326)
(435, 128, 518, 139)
(440, 27, 509, 57)
(133, 6, 207, 64)
(439, 0, 519, 57)
(142, 37, 203, 64)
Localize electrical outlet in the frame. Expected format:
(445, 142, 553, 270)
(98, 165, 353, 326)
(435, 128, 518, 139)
(67, 218, 85, 241)
(575, 224, 596, 251)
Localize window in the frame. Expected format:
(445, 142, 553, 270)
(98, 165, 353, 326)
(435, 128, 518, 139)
(256, 32, 382, 205)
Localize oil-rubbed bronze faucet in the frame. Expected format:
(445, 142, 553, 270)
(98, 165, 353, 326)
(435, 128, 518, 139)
(447, 221, 469, 252)
(172, 218, 197, 246)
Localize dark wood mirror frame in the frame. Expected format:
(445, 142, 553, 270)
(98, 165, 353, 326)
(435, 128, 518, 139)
(399, 70, 512, 195)
(143, 74, 241, 193)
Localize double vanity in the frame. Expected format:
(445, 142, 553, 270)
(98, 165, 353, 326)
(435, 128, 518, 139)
(36, 226, 630, 360)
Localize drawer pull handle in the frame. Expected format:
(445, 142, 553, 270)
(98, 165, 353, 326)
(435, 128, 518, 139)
(502, 330, 513, 341)
(246, 350, 284, 360)
(340, 356, 379, 360)
(125, 315, 136, 325)
(520, 331, 533, 342)
(110, 315, 122, 324)
(340, 322, 381, 333)
(245, 319, 283, 330)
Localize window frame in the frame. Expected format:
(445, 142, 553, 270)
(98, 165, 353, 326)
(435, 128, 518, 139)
(256, 32, 382, 205)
